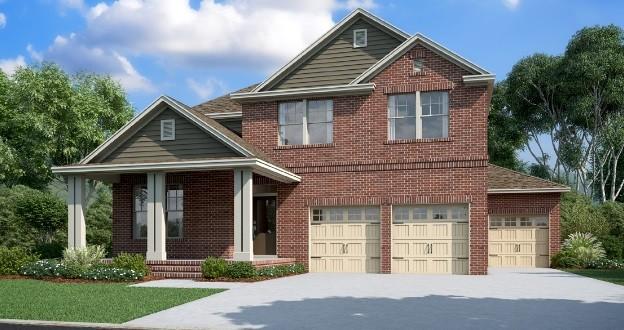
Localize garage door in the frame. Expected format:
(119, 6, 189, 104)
(310, 206, 380, 273)
(488, 215, 549, 268)
(392, 205, 469, 274)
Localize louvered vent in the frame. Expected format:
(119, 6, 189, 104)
(160, 119, 175, 141)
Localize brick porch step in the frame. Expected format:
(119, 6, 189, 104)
(150, 265, 201, 273)
(152, 271, 203, 279)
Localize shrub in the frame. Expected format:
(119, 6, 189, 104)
(20, 259, 64, 278)
(81, 264, 144, 281)
(0, 246, 39, 275)
(14, 189, 66, 243)
(62, 245, 106, 271)
(600, 235, 624, 261)
(550, 251, 577, 268)
(20, 260, 144, 281)
(255, 263, 306, 278)
(560, 232, 606, 268)
(561, 193, 610, 238)
(225, 261, 256, 279)
(112, 253, 149, 276)
(201, 257, 228, 279)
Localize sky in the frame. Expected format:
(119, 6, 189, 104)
(0, 0, 623, 162)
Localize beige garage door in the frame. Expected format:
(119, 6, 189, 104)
(309, 206, 380, 273)
(489, 215, 549, 268)
(392, 205, 469, 274)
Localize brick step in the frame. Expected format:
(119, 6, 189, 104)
(150, 265, 201, 273)
(152, 271, 203, 279)
(146, 260, 203, 266)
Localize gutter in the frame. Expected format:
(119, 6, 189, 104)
(231, 84, 375, 102)
(487, 188, 571, 194)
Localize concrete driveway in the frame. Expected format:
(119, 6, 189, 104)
(126, 268, 624, 330)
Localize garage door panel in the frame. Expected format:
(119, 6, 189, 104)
(452, 241, 469, 258)
(488, 216, 550, 269)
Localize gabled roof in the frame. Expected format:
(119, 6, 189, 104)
(351, 33, 494, 85)
(251, 8, 409, 93)
(488, 164, 570, 194)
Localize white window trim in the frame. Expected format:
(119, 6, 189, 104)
(353, 29, 367, 48)
(278, 99, 332, 146)
(160, 119, 175, 141)
(388, 91, 449, 140)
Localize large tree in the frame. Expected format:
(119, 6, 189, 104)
(503, 25, 624, 200)
(488, 82, 526, 170)
(0, 63, 133, 188)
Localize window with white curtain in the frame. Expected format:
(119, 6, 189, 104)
(279, 99, 333, 145)
(388, 91, 449, 140)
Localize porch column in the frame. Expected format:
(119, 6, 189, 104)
(67, 175, 86, 249)
(233, 168, 253, 261)
(146, 172, 167, 260)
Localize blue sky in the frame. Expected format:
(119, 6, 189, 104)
(0, 0, 623, 162)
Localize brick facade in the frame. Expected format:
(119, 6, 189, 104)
(112, 171, 234, 259)
(488, 193, 562, 257)
(242, 43, 492, 274)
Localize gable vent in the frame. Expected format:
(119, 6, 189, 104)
(160, 119, 175, 141)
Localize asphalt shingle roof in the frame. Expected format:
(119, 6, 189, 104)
(488, 164, 569, 191)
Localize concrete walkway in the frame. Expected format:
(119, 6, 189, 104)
(126, 268, 624, 330)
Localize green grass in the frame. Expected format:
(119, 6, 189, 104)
(567, 269, 624, 286)
(0, 279, 224, 323)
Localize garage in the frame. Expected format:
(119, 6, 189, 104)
(391, 204, 469, 274)
(488, 215, 549, 268)
(309, 206, 380, 273)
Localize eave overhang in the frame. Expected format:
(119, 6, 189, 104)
(230, 83, 376, 103)
(487, 188, 571, 194)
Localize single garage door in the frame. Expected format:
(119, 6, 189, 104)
(488, 215, 549, 268)
(392, 205, 469, 274)
(310, 206, 380, 273)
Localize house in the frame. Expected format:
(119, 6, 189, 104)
(52, 9, 569, 275)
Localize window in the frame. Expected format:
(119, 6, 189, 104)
(534, 217, 548, 227)
(132, 184, 183, 239)
(491, 215, 549, 228)
(279, 99, 333, 145)
(166, 184, 183, 238)
(504, 217, 516, 227)
(490, 217, 503, 227)
(311, 207, 380, 223)
(353, 29, 367, 48)
(160, 119, 175, 141)
(388, 91, 449, 140)
(413, 59, 423, 74)
(519, 217, 532, 227)
(133, 185, 148, 239)
(393, 205, 467, 223)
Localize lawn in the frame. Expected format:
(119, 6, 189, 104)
(567, 269, 624, 286)
(0, 279, 223, 323)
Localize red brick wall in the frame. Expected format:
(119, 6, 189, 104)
(488, 193, 562, 259)
(241, 43, 491, 274)
(112, 171, 234, 259)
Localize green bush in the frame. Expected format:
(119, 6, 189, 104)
(112, 253, 149, 276)
(86, 185, 113, 255)
(62, 245, 105, 271)
(20, 260, 144, 281)
(225, 261, 256, 279)
(551, 251, 578, 268)
(0, 246, 39, 275)
(35, 239, 66, 259)
(14, 189, 66, 243)
(256, 263, 306, 277)
(600, 235, 624, 261)
(201, 257, 228, 279)
(552, 232, 607, 269)
(561, 193, 610, 238)
(0, 186, 40, 251)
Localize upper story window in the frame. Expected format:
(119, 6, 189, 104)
(388, 91, 448, 140)
(160, 119, 175, 141)
(278, 99, 333, 145)
(353, 29, 367, 48)
(412, 59, 423, 74)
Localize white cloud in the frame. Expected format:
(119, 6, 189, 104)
(26, 44, 43, 62)
(0, 12, 6, 29)
(343, 0, 377, 10)
(45, 33, 154, 92)
(502, 0, 520, 10)
(186, 78, 227, 99)
(71, 0, 360, 70)
(0, 56, 26, 75)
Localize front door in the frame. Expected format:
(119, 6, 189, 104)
(253, 196, 276, 255)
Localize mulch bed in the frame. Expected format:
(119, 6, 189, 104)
(0, 274, 163, 284)
(194, 272, 305, 282)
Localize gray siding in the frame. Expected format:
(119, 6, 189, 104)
(216, 118, 242, 136)
(271, 18, 403, 90)
(99, 108, 239, 164)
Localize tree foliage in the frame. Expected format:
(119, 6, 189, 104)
(15, 189, 67, 243)
(488, 82, 526, 170)
(0, 63, 133, 188)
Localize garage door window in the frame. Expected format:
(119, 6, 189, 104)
(490, 216, 549, 228)
(393, 205, 468, 222)
(312, 207, 380, 223)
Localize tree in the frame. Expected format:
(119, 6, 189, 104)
(488, 82, 526, 170)
(0, 63, 133, 188)
(86, 183, 113, 255)
(505, 25, 624, 200)
(14, 189, 66, 244)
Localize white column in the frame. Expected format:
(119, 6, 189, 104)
(146, 172, 167, 260)
(67, 175, 86, 249)
(233, 168, 254, 261)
